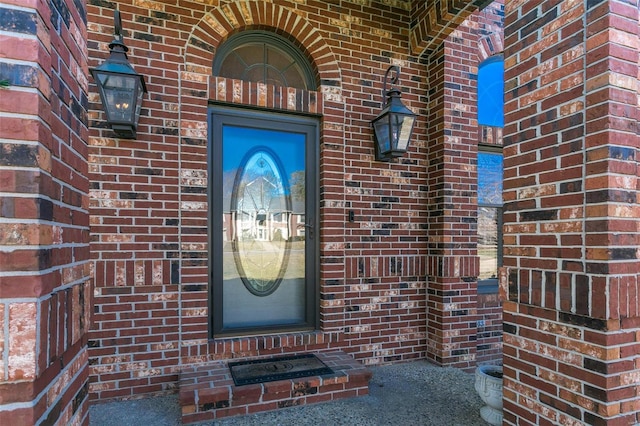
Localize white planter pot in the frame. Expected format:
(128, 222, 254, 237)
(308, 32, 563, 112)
(475, 365, 503, 426)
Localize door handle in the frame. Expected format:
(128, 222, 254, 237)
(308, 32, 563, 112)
(304, 223, 314, 239)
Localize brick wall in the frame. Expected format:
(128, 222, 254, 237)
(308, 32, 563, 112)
(424, 1, 504, 369)
(3, 0, 639, 422)
(503, 0, 640, 424)
(0, 0, 91, 424)
(86, 0, 502, 400)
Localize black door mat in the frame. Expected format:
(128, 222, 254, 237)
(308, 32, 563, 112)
(228, 354, 334, 386)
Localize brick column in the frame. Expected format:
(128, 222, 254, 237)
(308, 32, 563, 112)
(503, 0, 640, 424)
(0, 0, 90, 424)
(425, 37, 480, 370)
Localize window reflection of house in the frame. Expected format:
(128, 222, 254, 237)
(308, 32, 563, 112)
(223, 206, 304, 243)
(477, 56, 504, 294)
(478, 152, 503, 281)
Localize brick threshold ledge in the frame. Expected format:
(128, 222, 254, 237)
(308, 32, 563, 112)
(179, 351, 372, 424)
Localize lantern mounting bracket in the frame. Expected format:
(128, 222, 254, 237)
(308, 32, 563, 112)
(382, 65, 400, 97)
(114, 10, 122, 39)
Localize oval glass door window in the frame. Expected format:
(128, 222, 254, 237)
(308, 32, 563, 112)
(231, 148, 291, 296)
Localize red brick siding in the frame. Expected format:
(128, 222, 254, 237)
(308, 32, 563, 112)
(0, 0, 91, 423)
(87, 0, 502, 400)
(503, 0, 640, 424)
(410, 0, 491, 55)
(425, 1, 504, 369)
(477, 293, 503, 364)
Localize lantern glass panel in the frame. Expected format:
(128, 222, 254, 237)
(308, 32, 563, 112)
(393, 114, 415, 151)
(97, 72, 138, 124)
(134, 83, 144, 126)
(373, 118, 391, 154)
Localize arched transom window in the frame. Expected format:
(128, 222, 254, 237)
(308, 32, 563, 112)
(477, 55, 504, 127)
(213, 31, 316, 91)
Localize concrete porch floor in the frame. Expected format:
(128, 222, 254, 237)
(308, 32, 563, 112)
(89, 360, 488, 425)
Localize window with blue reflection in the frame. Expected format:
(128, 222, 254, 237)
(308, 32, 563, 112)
(478, 149, 503, 291)
(477, 56, 504, 127)
(478, 151, 503, 206)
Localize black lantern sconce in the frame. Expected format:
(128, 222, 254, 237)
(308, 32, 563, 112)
(371, 66, 417, 161)
(90, 10, 147, 139)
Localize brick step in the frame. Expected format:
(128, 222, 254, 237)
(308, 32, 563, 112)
(178, 351, 372, 424)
